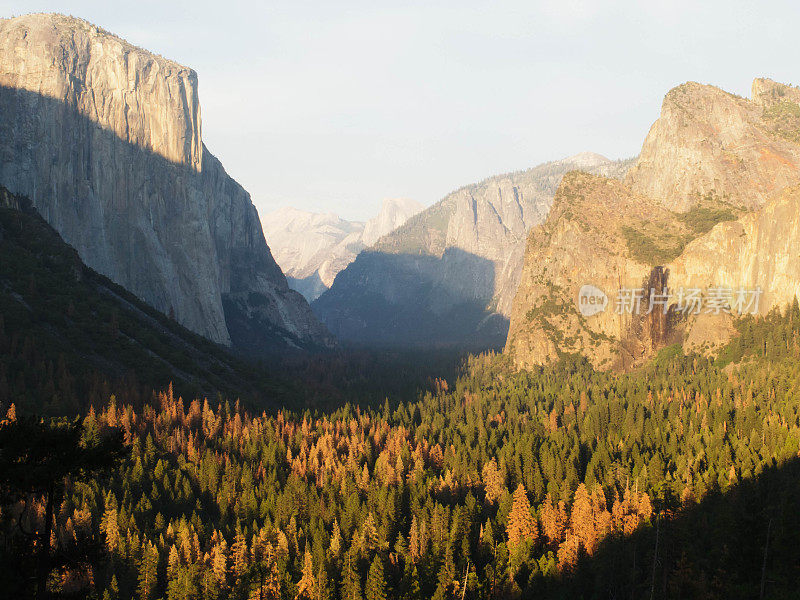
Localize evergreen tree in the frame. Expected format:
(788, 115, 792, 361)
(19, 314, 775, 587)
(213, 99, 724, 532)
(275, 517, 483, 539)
(365, 556, 387, 600)
(341, 547, 363, 600)
(137, 541, 159, 600)
(296, 547, 317, 599)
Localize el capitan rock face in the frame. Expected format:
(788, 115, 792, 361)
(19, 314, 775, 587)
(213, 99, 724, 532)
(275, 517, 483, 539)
(312, 153, 634, 348)
(0, 13, 332, 351)
(507, 78, 800, 370)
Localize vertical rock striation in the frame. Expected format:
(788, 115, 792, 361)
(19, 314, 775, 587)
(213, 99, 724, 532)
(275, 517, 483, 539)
(0, 13, 332, 351)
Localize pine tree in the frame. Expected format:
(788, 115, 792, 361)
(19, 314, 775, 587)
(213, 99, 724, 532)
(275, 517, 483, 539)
(330, 520, 343, 557)
(211, 538, 228, 590)
(231, 527, 249, 580)
(540, 493, 567, 546)
(295, 547, 317, 599)
(167, 544, 181, 582)
(506, 484, 538, 553)
(167, 564, 198, 600)
(101, 500, 120, 554)
(317, 564, 332, 600)
(407, 567, 423, 600)
(570, 483, 596, 554)
(137, 541, 159, 600)
(364, 556, 387, 600)
(341, 547, 363, 600)
(432, 544, 455, 600)
(481, 458, 504, 504)
(256, 541, 281, 600)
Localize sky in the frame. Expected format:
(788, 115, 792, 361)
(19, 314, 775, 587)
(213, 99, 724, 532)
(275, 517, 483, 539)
(2, 1, 799, 221)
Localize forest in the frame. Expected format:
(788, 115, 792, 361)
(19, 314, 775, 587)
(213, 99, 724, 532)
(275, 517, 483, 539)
(2, 302, 800, 599)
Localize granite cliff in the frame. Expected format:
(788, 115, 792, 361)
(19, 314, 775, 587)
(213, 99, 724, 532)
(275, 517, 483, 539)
(313, 153, 634, 348)
(505, 172, 690, 369)
(507, 78, 800, 369)
(262, 198, 423, 301)
(626, 79, 800, 212)
(0, 13, 331, 352)
(668, 183, 800, 326)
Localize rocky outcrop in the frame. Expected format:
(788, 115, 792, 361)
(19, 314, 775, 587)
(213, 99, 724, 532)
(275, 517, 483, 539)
(262, 198, 423, 301)
(507, 78, 800, 369)
(505, 172, 690, 369)
(0, 13, 332, 351)
(313, 153, 634, 348)
(668, 183, 800, 318)
(626, 80, 800, 212)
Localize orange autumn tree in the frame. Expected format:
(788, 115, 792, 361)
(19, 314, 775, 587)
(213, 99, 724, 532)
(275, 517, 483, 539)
(481, 458, 504, 504)
(506, 484, 538, 554)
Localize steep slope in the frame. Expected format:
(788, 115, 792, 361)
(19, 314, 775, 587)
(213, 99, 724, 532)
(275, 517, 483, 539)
(505, 171, 692, 369)
(626, 79, 800, 212)
(507, 78, 800, 369)
(262, 198, 422, 301)
(0, 187, 292, 414)
(0, 13, 331, 352)
(313, 153, 634, 348)
(668, 183, 800, 319)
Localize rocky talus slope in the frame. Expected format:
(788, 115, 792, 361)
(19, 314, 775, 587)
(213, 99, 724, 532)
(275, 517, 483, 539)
(313, 153, 634, 348)
(262, 198, 423, 301)
(507, 78, 800, 370)
(0, 13, 331, 352)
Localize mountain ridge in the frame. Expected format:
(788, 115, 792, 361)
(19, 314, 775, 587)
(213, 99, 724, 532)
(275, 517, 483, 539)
(313, 153, 635, 348)
(507, 77, 800, 370)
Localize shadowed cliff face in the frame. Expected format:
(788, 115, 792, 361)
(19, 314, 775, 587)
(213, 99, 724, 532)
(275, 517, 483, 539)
(0, 14, 332, 352)
(312, 248, 508, 349)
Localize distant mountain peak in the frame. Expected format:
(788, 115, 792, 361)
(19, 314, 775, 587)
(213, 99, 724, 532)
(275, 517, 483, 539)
(262, 199, 423, 301)
(562, 151, 611, 168)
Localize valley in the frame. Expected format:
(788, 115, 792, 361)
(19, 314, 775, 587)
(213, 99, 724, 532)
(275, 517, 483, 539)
(1, 9, 800, 600)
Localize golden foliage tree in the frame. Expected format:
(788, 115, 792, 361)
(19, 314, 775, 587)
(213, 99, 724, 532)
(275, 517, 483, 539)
(295, 547, 317, 599)
(481, 458, 504, 504)
(506, 484, 538, 553)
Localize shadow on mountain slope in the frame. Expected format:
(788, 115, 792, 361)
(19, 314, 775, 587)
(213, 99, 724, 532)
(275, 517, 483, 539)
(312, 247, 509, 350)
(0, 189, 296, 415)
(0, 83, 331, 354)
(536, 457, 800, 600)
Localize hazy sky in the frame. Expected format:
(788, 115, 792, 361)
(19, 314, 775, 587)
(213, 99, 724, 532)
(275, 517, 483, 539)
(2, 1, 799, 221)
